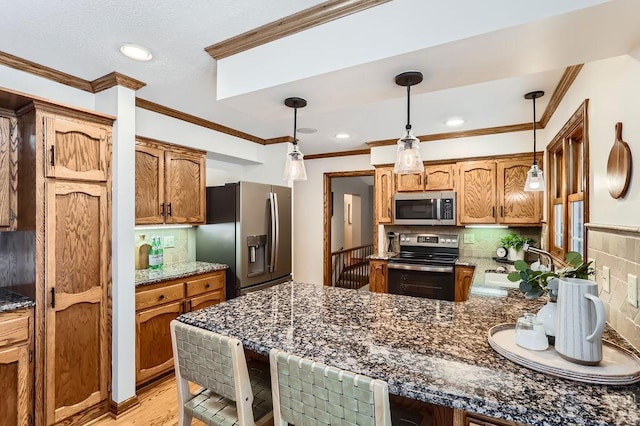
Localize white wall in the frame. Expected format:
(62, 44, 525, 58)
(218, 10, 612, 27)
(331, 177, 373, 252)
(206, 158, 243, 186)
(293, 155, 374, 284)
(543, 55, 640, 227)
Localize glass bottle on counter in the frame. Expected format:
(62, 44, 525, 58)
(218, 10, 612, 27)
(148, 236, 164, 269)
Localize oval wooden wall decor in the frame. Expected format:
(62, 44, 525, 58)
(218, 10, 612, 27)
(606, 122, 632, 199)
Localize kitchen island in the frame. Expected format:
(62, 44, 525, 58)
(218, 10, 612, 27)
(177, 281, 640, 426)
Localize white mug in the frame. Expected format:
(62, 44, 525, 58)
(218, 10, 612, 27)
(555, 277, 605, 365)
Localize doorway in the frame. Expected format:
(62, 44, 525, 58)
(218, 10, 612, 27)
(323, 171, 374, 287)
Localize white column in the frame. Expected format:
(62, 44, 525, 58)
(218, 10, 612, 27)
(95, 86, 137, 403)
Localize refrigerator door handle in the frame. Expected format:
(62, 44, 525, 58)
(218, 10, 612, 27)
(269, 192, 277, 273)
(273, 192, 280, 272)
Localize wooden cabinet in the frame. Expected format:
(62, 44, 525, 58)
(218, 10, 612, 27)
(45, 181, 110, 424)
(135, 138, 205, 225)
(454, 265, 475, 302)
(456, 411, 524, 426)
(0, 309, 33, 426)
(374, 167, 394, 224)
(0, 115, 18, 231)
(395, 164, 455, 192)
(135, 270, 226, 386)
(457, 157, 541, 226)
(44, 115, 110, 182)
(369, 259, 388, 293)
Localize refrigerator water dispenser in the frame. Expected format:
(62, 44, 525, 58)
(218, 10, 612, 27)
(247, 235, 267, 277)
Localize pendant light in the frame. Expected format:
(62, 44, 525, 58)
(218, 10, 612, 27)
(393, 71, 424, 174)
(524, 91, 545, 191)
(283, 97, 307, 181)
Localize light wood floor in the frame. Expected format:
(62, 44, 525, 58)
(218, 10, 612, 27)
(89, 376, 206, 426)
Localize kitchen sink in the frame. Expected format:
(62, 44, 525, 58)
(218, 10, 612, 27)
(484, 271, 519, 288)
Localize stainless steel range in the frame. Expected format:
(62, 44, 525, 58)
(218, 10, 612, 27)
(388, 233, 459, 300)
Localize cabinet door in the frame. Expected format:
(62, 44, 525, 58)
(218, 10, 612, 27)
(369, 260, 388, 293)
(45, 181, 109, 424)
(395, 172, 424, 192)
(458, 161, 497, 224)
(454, 266, 475, 302)
(136, 301, 183, 386)
(374, 168, 395, 224)
(44, 116, 109, 182)
(497, 159, 541, 225)
(135, 144, 165, 225)
(0, 344, 30, 426)
(425, 164, 454, 190)
(0, 116, 17, 230)
(164, 151, 205, 224)
(188, 290, 224, 312)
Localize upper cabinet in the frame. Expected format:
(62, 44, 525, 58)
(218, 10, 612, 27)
(135, 138, 205, 225)
(374, 167, 394, 224)
(457, 156, 541, 226)
(396, 164, 455, 192)
(0, 115, 18, 230)
(44, 116, 110, 182)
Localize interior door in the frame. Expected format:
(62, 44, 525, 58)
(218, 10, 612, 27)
(45, 181, 109, 424)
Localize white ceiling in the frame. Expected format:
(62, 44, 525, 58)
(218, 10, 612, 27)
(2, 0, 640, 156)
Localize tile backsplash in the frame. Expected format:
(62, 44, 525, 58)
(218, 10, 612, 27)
(383, 225, 542, 258)
(134, 227, 195, 266)
(588, 227, 640, 350)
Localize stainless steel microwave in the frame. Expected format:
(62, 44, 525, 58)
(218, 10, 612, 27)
(393, 191, 456, 225)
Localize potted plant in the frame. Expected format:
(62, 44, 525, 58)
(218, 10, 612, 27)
(499, 232, 534, 261)
(507, 251, 594, 343)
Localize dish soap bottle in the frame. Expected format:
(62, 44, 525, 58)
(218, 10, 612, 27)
(149, 236, 163, 270)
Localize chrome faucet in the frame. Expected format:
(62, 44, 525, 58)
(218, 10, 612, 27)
(523, 243, 555, 272)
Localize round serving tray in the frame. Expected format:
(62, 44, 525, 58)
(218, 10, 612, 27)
(488, 323, 640, 385)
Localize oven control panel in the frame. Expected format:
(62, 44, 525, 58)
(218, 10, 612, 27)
(398, 233, 459, 248)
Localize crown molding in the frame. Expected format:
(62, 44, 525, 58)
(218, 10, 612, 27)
(305, 148, 370, 160)
(91, 72, 146, 93)
(264, 136, 294, 144)
(205, 0, 390, 60)
(539, 64, 583, 128)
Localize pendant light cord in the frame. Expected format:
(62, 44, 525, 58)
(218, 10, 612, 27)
(293, 104, 298, 146)
(532, 96, 537, 166)
(406, 84, 412, 131)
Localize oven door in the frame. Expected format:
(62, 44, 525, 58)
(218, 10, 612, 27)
(387, 263, 455, 301)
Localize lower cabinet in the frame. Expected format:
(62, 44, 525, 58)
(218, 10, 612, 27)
(0, 309, 33, 426)
(460, 411, 524, 426)
(135, 270, 225, 387)
(369, 259, 388, 293)
(454, 265, 475, 302)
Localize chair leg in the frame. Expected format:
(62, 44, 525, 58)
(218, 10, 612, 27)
(178, 410, 193, 426)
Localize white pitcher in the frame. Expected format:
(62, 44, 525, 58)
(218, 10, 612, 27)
(555, 277, 606, 365)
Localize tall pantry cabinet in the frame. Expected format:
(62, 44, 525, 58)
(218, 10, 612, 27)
(18, 101, 113, 426)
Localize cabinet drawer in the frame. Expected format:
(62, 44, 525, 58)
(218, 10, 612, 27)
(0, 311, 30, 348)
(186, 272, 225, 297)
(136, 283, 184, 311)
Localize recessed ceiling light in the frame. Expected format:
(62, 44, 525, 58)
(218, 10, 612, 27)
(445, 117, 465, 127)
(297, 127, 317, 134)
(335, 133, 351, 139)
(120, 44, 153, 61)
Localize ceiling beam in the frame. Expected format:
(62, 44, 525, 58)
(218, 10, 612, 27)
(204, 0, 390, 60)
(539, 64, 584, 128)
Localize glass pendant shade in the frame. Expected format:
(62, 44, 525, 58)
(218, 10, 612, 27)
(393, 131, 424, 174)
(283, 145, 307, 181)
(524, 163, 545, 192)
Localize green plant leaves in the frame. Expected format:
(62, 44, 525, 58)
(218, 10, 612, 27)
(513, 260, 529, 271)
(565, 251, 583, 268)
(507, 271, 521, 282)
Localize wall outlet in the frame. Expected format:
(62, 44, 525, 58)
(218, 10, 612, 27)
(463, 234, 475, 244)
(627, 274, 638, 308)
(164, 235, 175, 248)
(602, 266, 610, 293)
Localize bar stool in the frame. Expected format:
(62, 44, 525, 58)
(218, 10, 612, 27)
(170, 320, 273, 426)
(269, 349, 392, 426)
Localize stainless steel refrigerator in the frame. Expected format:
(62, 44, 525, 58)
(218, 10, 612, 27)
(195, 181, 292, 298)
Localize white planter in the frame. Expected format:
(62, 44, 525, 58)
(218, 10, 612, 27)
(507, 247, 525, 261)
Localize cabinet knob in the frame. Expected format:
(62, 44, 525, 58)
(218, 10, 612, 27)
(159, 294, 165, 300)
(205, 283, 210, 289)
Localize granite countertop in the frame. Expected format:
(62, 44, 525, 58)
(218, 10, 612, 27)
(135, 261, 228, 287)
(0, 288, 35, 313)
(178, 282, 640, 426)
(368, 252, 397, 260)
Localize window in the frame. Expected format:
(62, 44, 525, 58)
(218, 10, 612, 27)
(547, 101, 589, 261)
